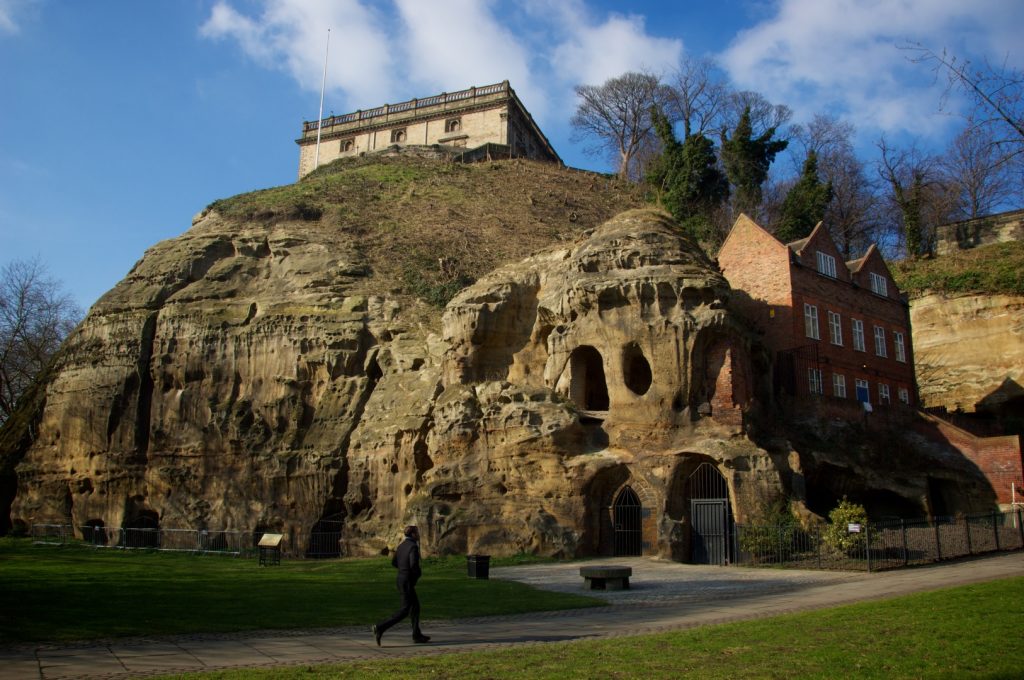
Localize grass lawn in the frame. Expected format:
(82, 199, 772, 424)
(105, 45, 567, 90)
(0, 539, 599, 643)
(159, 576, 1024, 679)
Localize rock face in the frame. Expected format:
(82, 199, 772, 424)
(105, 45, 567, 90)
(6, 204, 787, 559)
(910, 292, 1024, 413)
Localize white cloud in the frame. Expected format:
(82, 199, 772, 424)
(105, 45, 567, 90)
(548, 5, 684, 87)
(0, 0, 37, 35)
(720, 0, 1024, 140)
(200, 0, 396, 107)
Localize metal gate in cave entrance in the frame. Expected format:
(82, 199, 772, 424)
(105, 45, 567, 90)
(613, 486, 643, 556)
(688, 463, 733, 565)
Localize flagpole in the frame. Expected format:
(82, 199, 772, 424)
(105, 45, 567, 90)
(314, 28, 331, 171)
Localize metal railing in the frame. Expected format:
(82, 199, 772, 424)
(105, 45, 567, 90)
(734, 509, 1024, 571)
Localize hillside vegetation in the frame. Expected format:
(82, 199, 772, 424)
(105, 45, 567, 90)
(891, 240, 1024, 297)
(207, 152, 646, 308)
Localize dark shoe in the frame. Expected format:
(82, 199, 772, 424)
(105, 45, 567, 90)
(413, 634, 431, 643)
(372, 624, 382, 646)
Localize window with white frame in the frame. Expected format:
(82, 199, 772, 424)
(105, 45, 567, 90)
(869, 272, 888, 297)
(804, 303, 820, 340)
(852, 319, 865, 352)
(816, 251, 837, 278)
(874, 326, 887, 357)
(894, 331, 906, 362)
(808, 367, 824, 394)
(828, 311, 843, 345)
(898, 387, 910, 404)
(879, 383, 891, 404)
(833, 373, 847, 398)
(855, 378, 870, 403)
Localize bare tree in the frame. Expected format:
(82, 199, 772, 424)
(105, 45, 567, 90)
(792, 114, 882, 259)
(0, 258, 81, 425)
(570, 71, 671, 180)
(664, 56, 731, 139)
(722, 90, 793, 140)
(940, 124, 1020, 220)
(877, 137, 953, 258)
(905, 43, 1024, 166)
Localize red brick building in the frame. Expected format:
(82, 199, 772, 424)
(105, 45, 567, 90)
(718, 215, 916, 410)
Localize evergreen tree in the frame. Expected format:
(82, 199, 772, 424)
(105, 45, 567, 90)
(647, 107, 729, 241)
(720, 106, 788, 216)
(775, 151, 834, 242)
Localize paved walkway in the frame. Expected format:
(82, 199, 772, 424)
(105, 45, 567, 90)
(2, 552, 1021, 679)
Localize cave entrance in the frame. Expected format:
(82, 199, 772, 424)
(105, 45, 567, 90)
(613, 486, 643, 556)
(307, 511, 345, 558)
(123, 510, 160, 549)
(686, 462, 733, 565)
(570, 345, 609, 412)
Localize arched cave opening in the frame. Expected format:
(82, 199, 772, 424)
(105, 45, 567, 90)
(84, 519, 107, 546)
(581, 464, 630, 556)
(307, 504, 345, 559)
(622, 343, 652, 396)
(124, 510, 161, 548)
(570, 345, 609, 412)
(613, 486, 643, 556)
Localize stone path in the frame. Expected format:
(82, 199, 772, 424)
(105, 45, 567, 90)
(2, 552, 1021, 679)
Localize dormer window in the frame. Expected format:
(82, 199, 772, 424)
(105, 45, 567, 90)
(869, 272, 888, 296)
(816, 251, 837, 278)
(445, 118, 461, 133)
(391, 128, 407, 143)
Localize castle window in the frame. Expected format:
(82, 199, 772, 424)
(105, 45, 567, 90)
(852, 319, 865, 352)
(894, 331, 906, 362)
(874, 326, 887, 357)
(804, 303, 819, 340)
(828, 311, 842, 346)
(445, 118, 461, 133)
(341, 139, 355, 152)
(832, 373, 847, 398)
(869, 272, 888, 297)
(391, 128, 407, 143)
(816, 251, 837, 278)
(808, 367, 824, 395)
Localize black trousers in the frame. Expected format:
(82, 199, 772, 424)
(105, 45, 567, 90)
(376, 574, 422, 637)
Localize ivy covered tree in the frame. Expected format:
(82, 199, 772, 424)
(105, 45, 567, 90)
(647, 107, 729, 241)
(721, 106, 789, 217)
(775, 151, 833, 242)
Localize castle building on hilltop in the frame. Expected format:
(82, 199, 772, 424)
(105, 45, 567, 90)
(296, 80, 561, 177)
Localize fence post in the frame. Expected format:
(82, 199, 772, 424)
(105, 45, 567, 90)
(993, 511, 1000, 551)
(901, 519, 909, 567)
(816, 526, 822, 569)
(934, 519, 943, 562)
(964, 515, 972, 555)
(866, 523, 872, 573)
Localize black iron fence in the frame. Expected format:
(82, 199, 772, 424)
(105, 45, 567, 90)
(734, 509, 1024, 571)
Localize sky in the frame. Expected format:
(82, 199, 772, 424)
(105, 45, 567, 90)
(1, 0, 1021, 311)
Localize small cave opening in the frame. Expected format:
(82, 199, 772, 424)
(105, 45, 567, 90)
(622, 343, 652, 396)
(124, 509, 161, 548)
(569, 345, 609, 412)
(84, 519, 107, 546)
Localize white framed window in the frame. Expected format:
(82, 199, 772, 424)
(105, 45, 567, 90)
(855, 378, 870, 403)
(804, 303, 820, 340)
(894, 331, 906, 363)
(869, 272, 888, 297)
(828, 311, 843, 346)
(898, 387, 910, 404)
(874, 326, 887, 357)
(833, 373, 847, 398)
(852, 319, 865, 352)
(816, 251, 837, 278)
(879, 383, 891, 404)
(808, 367, 824, 395)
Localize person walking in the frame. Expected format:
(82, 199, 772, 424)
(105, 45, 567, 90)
(373, 525, 430, 645)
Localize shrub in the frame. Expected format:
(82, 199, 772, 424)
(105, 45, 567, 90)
(738, 498, 797, 563)
(823, 498, 868, 555)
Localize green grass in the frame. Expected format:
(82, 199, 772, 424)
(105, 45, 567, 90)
(0, 539, 598, 643)
(892, 240, 1024, 296)
(159, 576, 1024, 679)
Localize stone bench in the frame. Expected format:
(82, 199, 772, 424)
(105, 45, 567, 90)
(580, 565, 632, 590)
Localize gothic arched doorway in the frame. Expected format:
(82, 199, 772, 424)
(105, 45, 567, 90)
(686, 462, 733, 565)
(613, 486, 642, 556)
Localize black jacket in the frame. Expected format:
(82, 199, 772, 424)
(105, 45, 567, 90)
(391, 537, 422, 583)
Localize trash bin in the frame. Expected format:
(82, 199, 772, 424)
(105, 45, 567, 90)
(467, 554, 490, 579)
